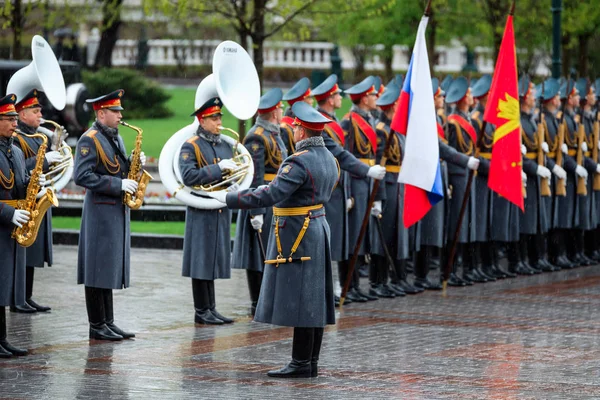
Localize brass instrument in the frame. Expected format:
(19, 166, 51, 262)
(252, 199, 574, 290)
(555, 121, 567, 196)
(537, 114, 551, 196)
(198, 126, 252, 192)
(38, 118, 74, 189)
(120, 121, 153, 210)
(594, 113, 600, 191)
(576, 120, 588, 195)
(12, 130, 59, 247)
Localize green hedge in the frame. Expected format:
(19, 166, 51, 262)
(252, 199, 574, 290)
(82, 68, 173, 119)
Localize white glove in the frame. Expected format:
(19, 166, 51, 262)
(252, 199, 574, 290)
(536, 166, 551, 179)
(206, 191, 227, 203)
(581, 142, 588, 153)
(576, 165, 588, 179)
(121, 179, 138, 194)
(521, 144, 526, 155)
(367, 165, 386, 180)
(522, 171, 527, 187)
(38, 173, 47, 187)
(541, 142, 549, 153)
(561, 143, 568, 154)
(251, 214, 264, 231)
(139, 151, 147, 166)
(217, 159, 237, 172)
(11, 209, 30, 228)
(371, 200, 382, 217)
(467, 157, 480, 171)
(596, 164, 600, 174)
(45, 151, 62, 165)
(346, 198, 354, 211)
(226, 183, 240, 192)
(552, 165, 567, 180)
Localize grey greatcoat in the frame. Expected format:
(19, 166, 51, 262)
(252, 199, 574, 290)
(369, 115, 409, 260)
(553, 110, 580, 229)
(226, 136, 339, 328)
(14, 121, 52, 268)
(318, 107, 369, 261)
(520, 111, 551, 235)
(542, 109, 562, 229)
(280, 109, 296, 155)
(340, 106, 380, 255)
(0, 137, 28, 307)
(179, 129, 233, 280)
(74, 122, 131, 289)
(446, 111, 477, 243)
(231, 120, 287, 272)
(578, 111, 598, 230)
(470, 107, 492, 243)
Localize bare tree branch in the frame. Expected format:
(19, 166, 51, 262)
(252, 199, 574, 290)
(263, 0, 320, 39)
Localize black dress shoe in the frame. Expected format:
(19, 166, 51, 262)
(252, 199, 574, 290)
(369, 285, 395, 298)
(89, 324, 123, 341)
(194, 309, 224, 325)
(311, 362, 318, 377)
(579, 254, 595, 266)
(10, 303, 37, 314)
(533, 260, 554, 272)
(346, 289, 367, 303)
(489, 264, 508, 279)
(414, 277, 443, 290)
(384, 283, 405, 296)
(511, 262, 535, 275)
(211, 309, 234, 324)
(0, 344, 13, 358)
(106, 323, 135, 339)
(447, 273, 467, 287)
(465, 270, 487, 283)
(393, 280, 423, 294)
(0, 340, 28, 356)
(355, 287, 378, 301)
(26, 298, 51, 312)
(554, 256, 575, 269)
(476, 267, 496, 281)
(267, 360, 312, 378)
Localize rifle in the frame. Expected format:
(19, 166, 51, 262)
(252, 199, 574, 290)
(554, 79, 573, 197)
(576, 115, 588, 195)
(538, 114, 552, 196)
(594, 111, 600, 190)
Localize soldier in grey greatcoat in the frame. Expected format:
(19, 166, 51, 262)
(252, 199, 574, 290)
(280, 77, 314, 155)
(0, 94, 30, 358)
(444, 77, 481, 284)
(179, 96, 236, 325)
(312, 74, 386, 305)
(75, 89, 140, 341)
(209, 102, 339, 379)
(231, 88, 287, 314)
(11, 89, 63, 313)
(340, 76, 384, 302)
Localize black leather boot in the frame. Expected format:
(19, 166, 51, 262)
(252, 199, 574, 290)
(391, 259, 421, 294)
(104, 289, 135, 339)
(520, 236, 541, 273)
(85, 287, 123, 341)
(368, 256, 395, 298)
(192, 280, 223, 325)
(25, 267, 50, 312)
(268, 327, 314, 378)
(311, 328, 324, 377)
(10, 273, 37, 313)
(0, 308, 27, 357)
(246, 270, 263, 315)
(208, 280, 234, 323)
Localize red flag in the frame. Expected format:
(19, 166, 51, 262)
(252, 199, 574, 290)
(483, 15, 523, 210)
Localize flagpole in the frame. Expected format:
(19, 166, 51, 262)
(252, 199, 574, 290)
(442, 1, 516, 293)
(340, 0, 433, 307)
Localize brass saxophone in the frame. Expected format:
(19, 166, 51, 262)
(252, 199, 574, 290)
(12, 131, 59, 247)
(119, 121, 153, 210)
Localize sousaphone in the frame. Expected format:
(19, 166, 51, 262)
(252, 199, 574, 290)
(159, 40, 260, 209)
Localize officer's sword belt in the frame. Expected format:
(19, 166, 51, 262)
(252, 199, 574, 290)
(265, 204, 323, 266)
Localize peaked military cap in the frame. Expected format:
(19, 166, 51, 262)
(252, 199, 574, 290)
(472, 74, 492, 98)
(373, 76, 385, 98)
(469, 78, 479, 88)
(283, 77, 312, 105)
(257, 88, 283, 114)
(595, 79, 600, 98)
(376, 83, 400, 109)
(86, 89, 124, 111)
(559, 79, 578, 100)
(518, 75, 531, 98)
(535, 83, 543, 99)
(394, 74, 404, 88)
(541, 78, 560, 102)
(291, 102, 331, 131)
(0, 94, 18, 116)
(15, 89, 42, 112)
(345, 76, 376, 101)
(190, 97, 223, 118)
(445, 76, 469, 104)
(432, 77, 445, 97)
(312, 74, 342, 102)
(440, 75, 453, 92)
(575, 78, 591, 97)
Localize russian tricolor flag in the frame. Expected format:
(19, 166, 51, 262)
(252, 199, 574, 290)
(391, 16, 443, 228)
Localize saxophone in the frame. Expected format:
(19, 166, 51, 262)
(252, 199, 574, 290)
(119, 121, 153, 210)
(12, 131, 59, 247)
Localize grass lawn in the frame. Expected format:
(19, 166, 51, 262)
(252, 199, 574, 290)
(53, 216, 237, 237)
(120, 87, 355, 158)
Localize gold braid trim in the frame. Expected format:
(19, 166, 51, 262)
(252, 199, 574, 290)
(377, 123, 401, 164)
(564, 119, 577, 147)
(189, 139, 208, 167)
(324, 126, 342, 146)
(16, 135, 35, 159)
(0, 167, 14, 190)
(254, 128, 283, 169)
(91, 136, 120, 174)
(521, 127, 538, 151)
(352, 119, 373, 156)
(282, 125, 295, 153)
(451, 121, 474, 155)
(543, 119, 558, 152)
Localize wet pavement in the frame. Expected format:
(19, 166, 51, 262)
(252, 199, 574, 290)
(3, 245, 600, 399)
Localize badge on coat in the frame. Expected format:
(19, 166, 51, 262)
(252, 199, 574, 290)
(181, 152, 190, 161)
(281, 165, 292, 174)
(251, 143, 260, 153)
(80, 146, 90, 157)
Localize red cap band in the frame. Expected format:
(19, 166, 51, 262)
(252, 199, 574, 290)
(293, 117, 326, 131)
(287, 88, 312, 106)
(314, 84, 340, 102)
(93, 98, 122, 111)
(349, 85, 376, 102)
(258, 102, 282, 114)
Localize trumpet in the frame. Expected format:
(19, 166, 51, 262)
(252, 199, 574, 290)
(198, 126, 252, 192)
